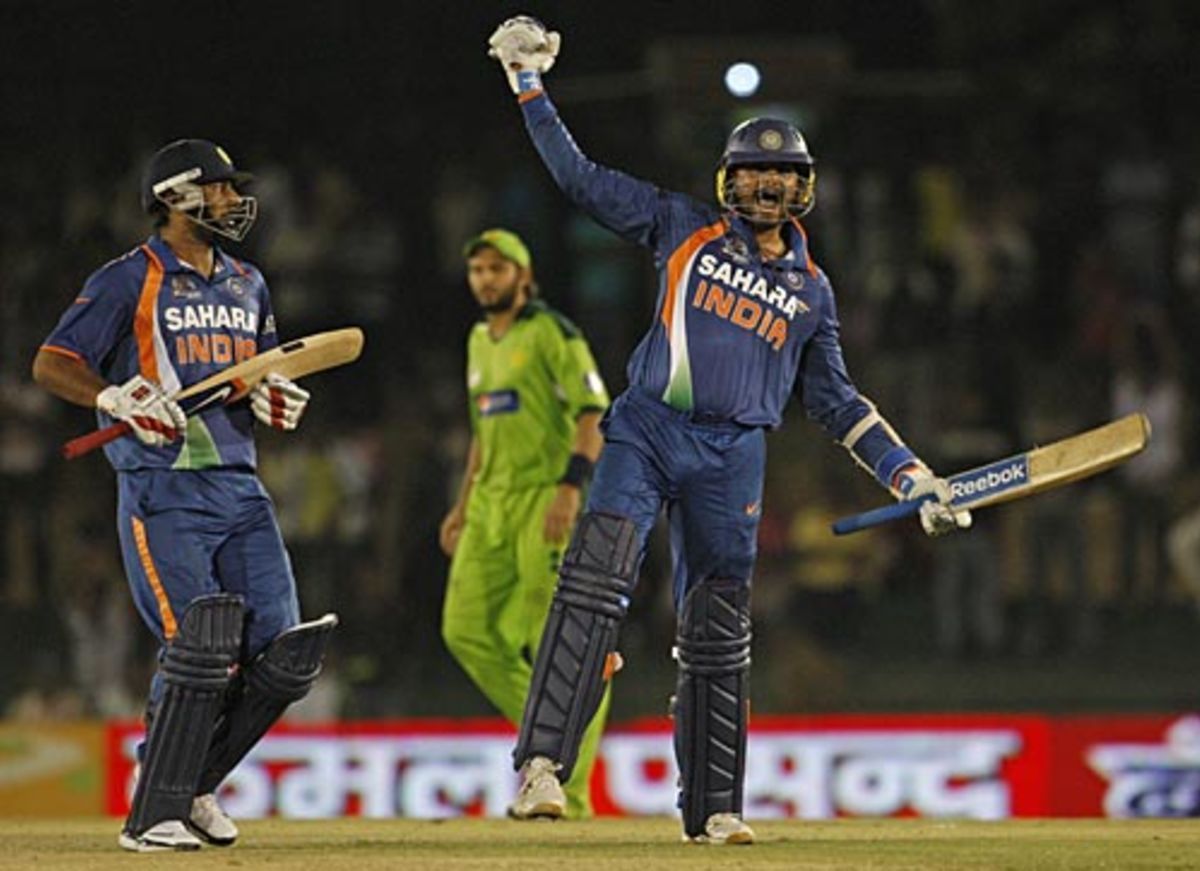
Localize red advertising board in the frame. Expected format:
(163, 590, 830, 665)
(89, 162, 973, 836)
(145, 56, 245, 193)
(105, 713, 1200, 820)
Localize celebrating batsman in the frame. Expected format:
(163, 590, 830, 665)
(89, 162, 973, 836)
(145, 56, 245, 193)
(440, 229, 612, 819)
(487, 16, 971, 844)
(31, 139, 336, 852)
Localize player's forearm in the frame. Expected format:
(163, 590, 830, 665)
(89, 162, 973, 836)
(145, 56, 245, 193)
(833, 399, 920, 491)
(31, 348, 107, 408)
(572, 411, 604, 462)
(558, 412, 603, 491)
(455, 436, 482, 508)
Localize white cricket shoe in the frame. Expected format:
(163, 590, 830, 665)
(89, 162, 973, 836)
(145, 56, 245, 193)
(118, 819, 203, 852)
(683, 813, 756, 845)
(508, 756, 566, 820)
(189, 793, 239, 846)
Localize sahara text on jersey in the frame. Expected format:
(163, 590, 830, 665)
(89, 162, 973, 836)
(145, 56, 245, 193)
(691, 253, 811, 351)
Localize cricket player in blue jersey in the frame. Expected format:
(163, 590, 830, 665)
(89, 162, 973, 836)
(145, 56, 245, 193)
(32, 139, 336, 852)
(487, 17, 972, 843)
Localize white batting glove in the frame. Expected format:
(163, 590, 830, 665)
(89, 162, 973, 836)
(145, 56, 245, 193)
(487, 15, 561, 95)
(895, 466, 973, 537)
(96, 375, 186, 448)
(250, 373, 310, 431)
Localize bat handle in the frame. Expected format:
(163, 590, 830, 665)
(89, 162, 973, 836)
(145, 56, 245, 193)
(831, 497, 930, 536)
(61, 421, 131, 460)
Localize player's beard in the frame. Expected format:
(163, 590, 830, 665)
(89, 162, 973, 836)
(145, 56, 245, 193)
(184, 213, 217, 246)
(478, 282, 521, 314)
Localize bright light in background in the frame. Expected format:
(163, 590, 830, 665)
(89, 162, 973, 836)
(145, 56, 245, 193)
(724, 62, 761, 98)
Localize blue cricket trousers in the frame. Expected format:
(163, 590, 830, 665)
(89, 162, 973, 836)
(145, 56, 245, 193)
(587, 388, 766, 609)
(116, 468, 300, 664)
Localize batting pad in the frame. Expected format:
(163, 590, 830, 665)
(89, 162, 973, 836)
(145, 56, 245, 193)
(125, 594, 244, 836)
(674, 578, 751, 838)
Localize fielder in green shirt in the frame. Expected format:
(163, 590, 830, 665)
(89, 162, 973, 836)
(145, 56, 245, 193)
(439, 228, 614, 819)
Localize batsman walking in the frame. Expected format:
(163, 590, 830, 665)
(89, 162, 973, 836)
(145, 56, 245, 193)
(32, 139, 336, 852)
(486, 16, 971, 843)
(440, 229, 612, 819)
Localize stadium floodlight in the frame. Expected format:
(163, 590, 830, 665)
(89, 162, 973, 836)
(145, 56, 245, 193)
(724, 62, 761, 98)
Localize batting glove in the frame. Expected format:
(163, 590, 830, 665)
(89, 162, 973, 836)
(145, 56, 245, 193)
(488, 15, 561, 95)
(96, 374, 186, 448)
(894, 466, 973, 537)
(250, 373, 310, 431)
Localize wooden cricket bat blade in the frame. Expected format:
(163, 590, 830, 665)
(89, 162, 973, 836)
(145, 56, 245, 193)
(831, 412, 1151, 536)
(61, 327, 365, 460)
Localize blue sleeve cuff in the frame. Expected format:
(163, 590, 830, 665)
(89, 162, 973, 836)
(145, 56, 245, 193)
(873, 445, 918, 490)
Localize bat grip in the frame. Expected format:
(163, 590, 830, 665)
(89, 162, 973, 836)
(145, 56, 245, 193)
(831, 497, 929, 536)
(61, 421, 131, 460)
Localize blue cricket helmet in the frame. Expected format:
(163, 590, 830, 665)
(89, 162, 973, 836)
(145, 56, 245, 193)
(140, 139, 257, 241)
(716, 118, 816, 219)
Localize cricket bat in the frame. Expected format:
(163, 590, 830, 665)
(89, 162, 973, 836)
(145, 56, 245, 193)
(62, 327, 365, 460)
(831, 412, 1151, 536)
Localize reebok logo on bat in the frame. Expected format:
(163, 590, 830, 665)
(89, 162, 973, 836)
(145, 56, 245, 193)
(949, 458, 1029, 502)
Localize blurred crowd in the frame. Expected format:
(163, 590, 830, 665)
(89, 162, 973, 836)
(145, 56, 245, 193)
(3, 4, 1200, 721)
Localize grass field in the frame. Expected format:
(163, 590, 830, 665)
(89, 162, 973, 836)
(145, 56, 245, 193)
(1, 818, 1199, 869)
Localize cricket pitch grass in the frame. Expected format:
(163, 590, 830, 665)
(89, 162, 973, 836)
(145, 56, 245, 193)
(1, 817, 1198, 869)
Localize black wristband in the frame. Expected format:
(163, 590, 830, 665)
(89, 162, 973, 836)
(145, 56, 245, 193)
(559, 453, 594, 488)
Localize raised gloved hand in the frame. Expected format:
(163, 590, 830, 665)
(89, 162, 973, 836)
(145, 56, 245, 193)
(250, 373, 310, 431)
(96, 374, 186, 448)
(894, 465, 973, 537)
(487, 15, 561, 95)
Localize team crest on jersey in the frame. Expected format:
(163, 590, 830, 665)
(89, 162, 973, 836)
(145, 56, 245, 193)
(227, 277, 248, 298)
(170, 275, 202, 299)
(783, 269, 806, 290)
(476, 389, 520, 417)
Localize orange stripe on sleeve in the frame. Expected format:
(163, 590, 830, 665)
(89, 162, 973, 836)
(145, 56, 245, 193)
(134, 245, 165, 382)
(517, 89, 544, 104)
(662, 221, 725, 333)
(38, 344, 84, 362)
(130, 515, 177, 640)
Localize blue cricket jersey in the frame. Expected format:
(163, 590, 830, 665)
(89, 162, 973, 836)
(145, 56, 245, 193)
(41, 234, 278, 471)
(519, 91, 919, 488)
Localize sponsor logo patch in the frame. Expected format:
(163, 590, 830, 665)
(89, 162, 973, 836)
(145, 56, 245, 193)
(721, 236, 751, 264)
(171, 275, 202, 299)
(476, 389, 520, 417)
(948, 457, 1029, 504)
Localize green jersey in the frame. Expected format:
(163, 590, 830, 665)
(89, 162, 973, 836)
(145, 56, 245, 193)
(467, 300, 609, 493)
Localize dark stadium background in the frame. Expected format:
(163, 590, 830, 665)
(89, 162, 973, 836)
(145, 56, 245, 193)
(2, 0, 1198, 727)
